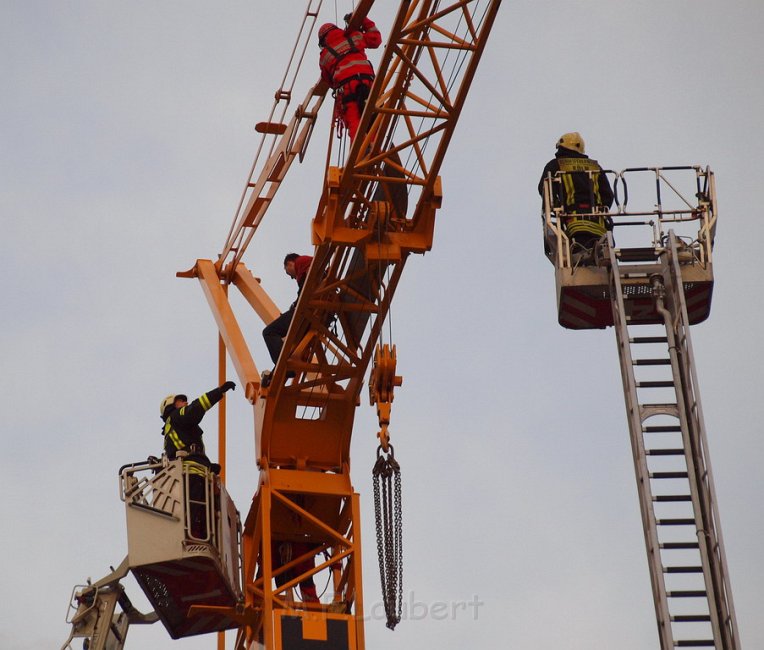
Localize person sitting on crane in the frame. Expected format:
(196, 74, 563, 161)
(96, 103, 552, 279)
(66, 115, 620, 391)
(262, 253, 313, 370)
(160, 382, 236, 538)
(538, 132, 614, 253)
(318, 14, 382, 141)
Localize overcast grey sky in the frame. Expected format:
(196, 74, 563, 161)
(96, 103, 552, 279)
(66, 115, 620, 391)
(2, 1, 762, 649)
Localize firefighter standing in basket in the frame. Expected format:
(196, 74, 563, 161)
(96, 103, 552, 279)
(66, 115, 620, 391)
(538, 132, 614, 252)
(160, 382, 236, 538)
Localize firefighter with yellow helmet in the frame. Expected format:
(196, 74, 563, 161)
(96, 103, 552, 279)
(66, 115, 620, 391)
(538, 132, 614, 251)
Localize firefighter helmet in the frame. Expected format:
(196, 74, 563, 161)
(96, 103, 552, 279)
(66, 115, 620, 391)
(557, 132, 585, 154)
(160, 395, 176, 417)
(318, 23, 339, 43)
(160, 394, 187, 418)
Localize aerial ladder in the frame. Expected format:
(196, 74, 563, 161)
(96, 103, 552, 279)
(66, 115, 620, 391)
(62, 2, 502, 649)
(61, 560, 157, 650)
(542, 166, 740, 649)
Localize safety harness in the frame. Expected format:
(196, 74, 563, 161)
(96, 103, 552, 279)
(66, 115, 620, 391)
(323, 33, 375, 109)
(557, 157, 608, 237)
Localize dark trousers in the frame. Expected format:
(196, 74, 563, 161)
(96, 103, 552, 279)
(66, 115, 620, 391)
(263, 308, 294, 365)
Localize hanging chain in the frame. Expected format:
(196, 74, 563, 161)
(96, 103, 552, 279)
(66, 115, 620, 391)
(372, 444, 403, 630)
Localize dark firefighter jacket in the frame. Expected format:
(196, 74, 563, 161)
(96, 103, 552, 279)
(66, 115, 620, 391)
(538, 148, 614, 238)
(162, 387, 226, 471)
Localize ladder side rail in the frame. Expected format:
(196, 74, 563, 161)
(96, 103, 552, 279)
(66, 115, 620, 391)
(652, 259, 723, 646)
(541, 175, 571, 267)
(607, 234, 674, 650)
(220, 84, 329, 274)
(696, 168, 717, 266)
(663, 233, 740, 649)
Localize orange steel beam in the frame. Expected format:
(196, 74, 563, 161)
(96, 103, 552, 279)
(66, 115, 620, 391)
(195, 259, 261, 402)
(231, 263, 281, 325)
(218, 328, 227, 650)
(218, 330, 227, 484)
(238, 471, 364, 650)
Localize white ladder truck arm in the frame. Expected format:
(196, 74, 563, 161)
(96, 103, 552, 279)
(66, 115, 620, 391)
(61, 558, 158, 650)
(543, 165, 740, 650)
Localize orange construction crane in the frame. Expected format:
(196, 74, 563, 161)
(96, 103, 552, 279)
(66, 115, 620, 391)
(181, 2, 502, 649)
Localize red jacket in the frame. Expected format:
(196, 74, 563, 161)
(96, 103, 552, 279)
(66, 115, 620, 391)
(319, 18, 382, 88)
(293, 255, 312, 290)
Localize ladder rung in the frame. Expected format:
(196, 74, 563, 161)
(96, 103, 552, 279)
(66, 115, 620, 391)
(631, 336, 669, 344)
(644, 425, 682, 433)
(658, 518, 696, 526)
(671, 615, 711, 622)
(674, 641, 715, 647)
(634, 358, 671, 365)
(651, 471, 689, 479)
(616, 247, 660, 262)
(647, 448, 685, 456)
(661, 542, 699, 549)
(667, 590, 707, 598)
(653, 494, 692, 502)
(664, 565, 703, 573)
(638, 381, 676, 388)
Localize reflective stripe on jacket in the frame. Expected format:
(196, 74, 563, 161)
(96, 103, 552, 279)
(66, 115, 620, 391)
(538, 149, 614, 211)
(565, 214, 607, 238)
(319, 18, 381, 88)
(557, 157, 608, 208)
(162, 386, 225, 459)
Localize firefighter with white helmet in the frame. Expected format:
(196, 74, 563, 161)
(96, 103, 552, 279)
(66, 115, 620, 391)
(159, 382, 235, 462)
(160, 382, 235, 537)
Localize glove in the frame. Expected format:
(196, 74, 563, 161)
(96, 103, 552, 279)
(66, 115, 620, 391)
(221, 381, 236, 393)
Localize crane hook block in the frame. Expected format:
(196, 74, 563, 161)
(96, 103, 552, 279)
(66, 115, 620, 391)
(369, 344, 403, 451)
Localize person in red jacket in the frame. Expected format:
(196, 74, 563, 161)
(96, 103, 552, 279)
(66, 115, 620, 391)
(262, 253, 313, 366)
(318, 16, 382, 141)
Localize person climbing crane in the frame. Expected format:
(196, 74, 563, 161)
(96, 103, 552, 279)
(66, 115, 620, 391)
(262, 253, 313, 368)
(318, 14, 382, 141)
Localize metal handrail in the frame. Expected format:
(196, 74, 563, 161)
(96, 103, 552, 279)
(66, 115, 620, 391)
(542, 166, 716, 270)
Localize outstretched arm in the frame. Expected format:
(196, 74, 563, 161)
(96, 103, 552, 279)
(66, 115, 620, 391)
(173, 382, 236, 426)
